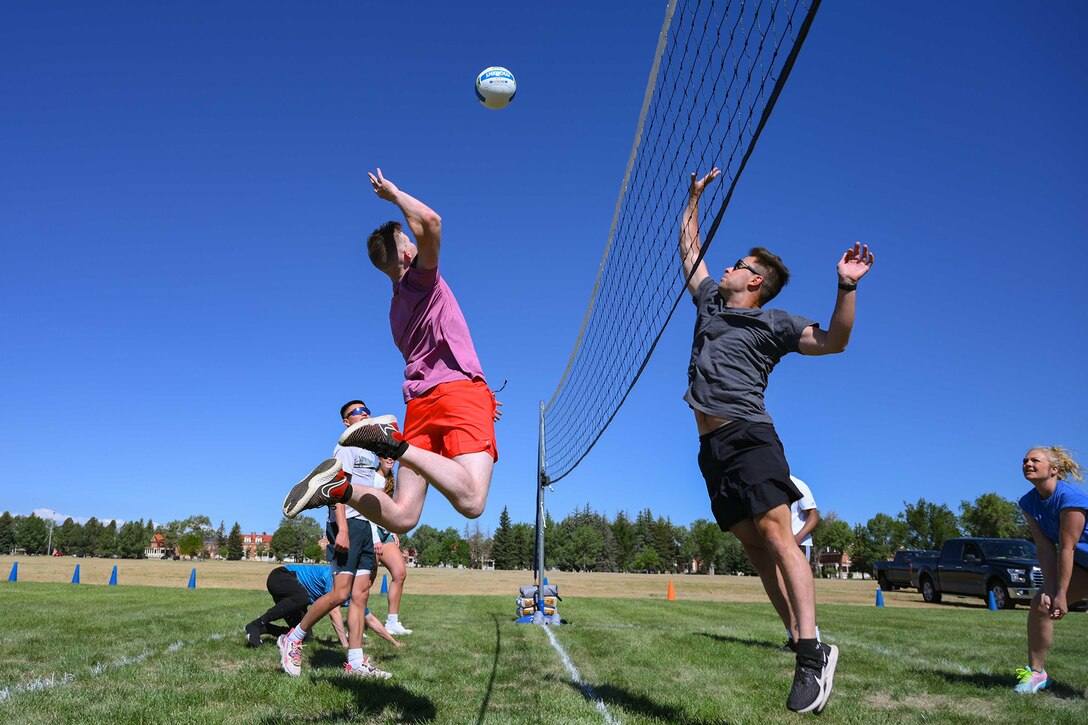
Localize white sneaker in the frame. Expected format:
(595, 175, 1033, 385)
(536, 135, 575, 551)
(385, 621, 413, 635)
(278, 633, 303, 677)
(344, 660, 392, 679)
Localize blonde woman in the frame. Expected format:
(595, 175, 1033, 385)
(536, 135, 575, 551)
(1015, 446, 1088, 694)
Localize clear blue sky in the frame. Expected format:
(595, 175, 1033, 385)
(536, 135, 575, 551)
(3, 2, 1085, 536)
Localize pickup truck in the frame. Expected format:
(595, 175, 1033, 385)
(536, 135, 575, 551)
(872, 550, 939, 591)
(909, 538, 1040, 609)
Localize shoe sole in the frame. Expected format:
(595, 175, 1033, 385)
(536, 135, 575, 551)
(282, 459, 344, 519)
(814, 644, 839, 714)
(337, 415, 399, 447)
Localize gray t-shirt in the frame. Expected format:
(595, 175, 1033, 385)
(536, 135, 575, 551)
(684, 277, 816, 423)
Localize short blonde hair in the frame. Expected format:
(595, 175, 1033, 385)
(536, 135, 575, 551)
(1027, 446, 1085, 482)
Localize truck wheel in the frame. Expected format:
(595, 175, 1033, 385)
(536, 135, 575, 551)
(921, 577, 941, 603)
(989, 581, 1014, 610)
(878, 573, 893, 592)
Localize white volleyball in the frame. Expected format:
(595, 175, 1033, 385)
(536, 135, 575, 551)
(475, 66, 517, 110)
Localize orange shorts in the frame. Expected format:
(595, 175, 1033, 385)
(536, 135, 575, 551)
(401, 379, 498, 461)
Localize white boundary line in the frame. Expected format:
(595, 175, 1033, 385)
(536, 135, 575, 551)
(0, 631, 229, 705)
(541, 625, 620, 725)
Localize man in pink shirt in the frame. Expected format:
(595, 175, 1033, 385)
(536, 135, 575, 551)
(282, 169, 500, 534)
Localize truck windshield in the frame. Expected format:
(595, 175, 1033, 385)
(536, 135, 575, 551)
(979, 540, 1037, 559)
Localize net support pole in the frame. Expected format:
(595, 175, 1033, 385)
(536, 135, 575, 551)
(535, 400, 547, 616)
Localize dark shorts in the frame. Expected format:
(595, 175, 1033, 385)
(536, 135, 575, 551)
(697, 419, 801, 531)
(376, 526, 395, 545)
(325, 517, 376, 577)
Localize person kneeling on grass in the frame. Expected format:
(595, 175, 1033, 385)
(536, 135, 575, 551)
(1014, 446, 1088, 695)
(246, 564, 403, 650)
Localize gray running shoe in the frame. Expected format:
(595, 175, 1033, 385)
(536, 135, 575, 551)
(344, 660, 392, 680)
(338, 415, 408, 460)
(282, 459, 350, 519)
(787, 642, 838, 714)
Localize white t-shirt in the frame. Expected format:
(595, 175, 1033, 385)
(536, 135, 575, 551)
(789, 475, 818, 548)
(332, 444, 377, 522)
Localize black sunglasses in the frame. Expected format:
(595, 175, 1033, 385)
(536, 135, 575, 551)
(734, 258, 764, 277)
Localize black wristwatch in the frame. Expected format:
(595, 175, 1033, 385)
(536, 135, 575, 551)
(838, 281, 857, 291)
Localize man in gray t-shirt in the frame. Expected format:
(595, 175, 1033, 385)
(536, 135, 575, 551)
(679, 167, 874, 715)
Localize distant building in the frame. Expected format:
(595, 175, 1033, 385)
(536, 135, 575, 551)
(243, 532, 274, 561)
(145, 534, 174, 559)
(203, 536, 221, 560)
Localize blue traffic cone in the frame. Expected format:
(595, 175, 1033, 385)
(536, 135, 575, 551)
(7, 562, 17, 582)
(187, 568, 196, 589)
(988, 591, 998, 610)
(108, 565, 118, 586)
(875, 588, 885, 607)
(543, 577, 549, 586)
(72, 564, 80, 584)
(379, 574, 388, 595)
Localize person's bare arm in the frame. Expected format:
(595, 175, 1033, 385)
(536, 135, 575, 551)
(328, 607, 349, 647)
(333, 503, 350, 553)
(679, 169, 720, 297)
(1050, 507, 1087, 619)
(795, 508, 820, 545)
(369, 168, 442, 269)
(365, 611, 404, 647)
(798, 243, 875, 356)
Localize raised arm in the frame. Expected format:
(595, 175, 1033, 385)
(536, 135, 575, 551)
(798, 242, 875, 356)
(369, 168, 442, 269)
(679, 168, 720, 298)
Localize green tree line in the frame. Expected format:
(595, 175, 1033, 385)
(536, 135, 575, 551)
(2, 490, 1029, 571)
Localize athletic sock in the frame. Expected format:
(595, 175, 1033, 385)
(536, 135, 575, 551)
(287, 626, 307, 645)
(387, 614, 399, 625)
(348, 648, 364, 668)
(815, 625, 822, 642)
(796, 638, 822, 665)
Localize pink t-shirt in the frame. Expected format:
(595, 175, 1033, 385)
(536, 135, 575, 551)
(390, 262, 485, 401)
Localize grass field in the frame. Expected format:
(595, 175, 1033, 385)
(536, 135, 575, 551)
(3, 562, 1088, 723)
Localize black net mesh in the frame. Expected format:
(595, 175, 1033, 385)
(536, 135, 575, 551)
(543, 0, 821, 482)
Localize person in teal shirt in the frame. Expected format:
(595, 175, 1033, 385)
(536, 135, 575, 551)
(245, 564, 403, 650)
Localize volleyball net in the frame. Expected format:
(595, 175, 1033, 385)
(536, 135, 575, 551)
(541, 0, 822, 483)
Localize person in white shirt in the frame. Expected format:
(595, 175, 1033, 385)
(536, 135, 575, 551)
(789, 475, 820, 564)
(334, 399, 413, 637)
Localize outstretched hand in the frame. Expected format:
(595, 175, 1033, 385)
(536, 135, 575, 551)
(368, 168, 400, 202)
(688, 168, 721, 199)
(837, 242, 874, 284)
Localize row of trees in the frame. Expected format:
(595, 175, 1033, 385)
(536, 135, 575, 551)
(0, 512, 252, 561)
(394, 490, 1031, 575)
(3, 490, 1029, 572)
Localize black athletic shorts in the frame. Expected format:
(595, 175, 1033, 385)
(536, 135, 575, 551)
(697, 419, 801, 531)
(325, 517, 376, 577)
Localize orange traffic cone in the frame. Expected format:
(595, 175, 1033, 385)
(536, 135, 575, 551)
(667, 580, 676, 601)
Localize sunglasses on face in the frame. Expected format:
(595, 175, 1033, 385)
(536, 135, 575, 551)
(733, 258, 764, 276)
(346, 406, 371, 418)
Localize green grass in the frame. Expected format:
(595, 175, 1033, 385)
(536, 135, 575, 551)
(2, 583, 1087, 723)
